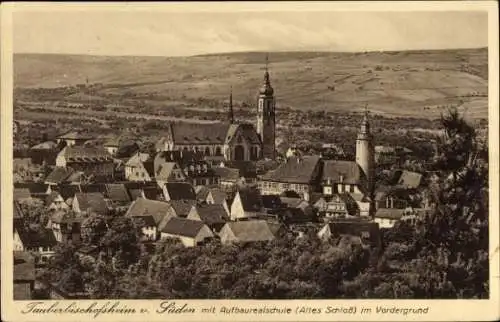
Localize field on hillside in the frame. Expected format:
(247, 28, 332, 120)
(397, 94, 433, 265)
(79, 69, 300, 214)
(14, 48, 488, 120)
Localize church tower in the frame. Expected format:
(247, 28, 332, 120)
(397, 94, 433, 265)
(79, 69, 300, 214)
(356, 106, 375, 195)
(257, 54, 276, 159)
(228, 86, 234, 124)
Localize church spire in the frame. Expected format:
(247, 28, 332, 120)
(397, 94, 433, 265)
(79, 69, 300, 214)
(228, 86, 234, 124)
(359, 104, 371, 135)
(260, 53, 274, 96)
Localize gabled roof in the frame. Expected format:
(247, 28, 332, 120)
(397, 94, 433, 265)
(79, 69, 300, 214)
(170, 123, 229, 145)
(53, 184, 81, 201)
(105, 184, 131, 203)
(141, 186, 161, 200)
(279, 197, 305, 209)
(214, 167, 240, 181)
(195, 204, 229, 225)
(195, 186, 210, 201)
(170, 199, 196, 217)
(396, 170, 423, 189)
(322, 221, 381, 248)
(155, 162, 177, 180)
(209, 188, 228, 205)
(222, 220, 276, 242)
(14, 188, 32, 200)
(15, 226, 58, 248)
(164, 182, 196, 200)
(236, 188, 263, 212)
(31, 141, 58, 150)
(14, 182, 50, 194)
(45, 191, 63, 206)
(60, 146, 113, 163)
(154, 150, 204, 169)
(261, 156, 321, 184)
(128, 188, 144, 201)
(125, 198, 174, 226)
(14, 200, 24, 219)
(322, 160, 365, 185)
(375, 208, 405, 220)
(74, 192, 108, 214)
(45, 167, 74, 184)
(161, 217, 209, 238)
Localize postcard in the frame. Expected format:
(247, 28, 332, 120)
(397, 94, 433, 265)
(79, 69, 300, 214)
(1, 1, 499, 321)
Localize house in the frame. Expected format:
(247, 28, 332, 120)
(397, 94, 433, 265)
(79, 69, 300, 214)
(258, 155, 322, 198)
(125, 198, 177, 240)
(14, 182, 52, 199)
(46, 211, 84, 244)
(395, 170, 423, 189)
(183, 161, 219, 186)
(313, 193, 359, 221)
(45, 191, 69, 211)
(155, 161, 187, 184)
(14, 222, 58, 265)
(321, 160, 367, 196)
(99, 183, 132, 210)
(160, 217, 214, 247)
(115, 140, 141, 159)
(72, 192, 108, 215)
(124, 152, 155, 182)
(187, 203, 230, 232)
(317, 220, 381, 249)
(222, 161, 258, 184)
(52, 184, 81, 204)
(56, 146, 114, 179)
(230, 188, 265, 221)
(14, 188, 32, 202)
(374, 208, 405, 229)
(155, 122, 262, 162)
(14, 251, 35, 300)
(219, 220, 277, 244)
(104, 137, 120, 156)
(162, 182, 196, 201)
(214, 166, 244, 187)
(45, 167, 75, 185)
(196, 186, 230, 213)
(56, 131, 94, 147)
(29, 141, 59, 166)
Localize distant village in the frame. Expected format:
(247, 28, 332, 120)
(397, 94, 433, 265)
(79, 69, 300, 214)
(13, 60, 434, 300)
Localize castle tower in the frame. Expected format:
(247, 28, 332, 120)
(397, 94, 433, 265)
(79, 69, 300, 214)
(356, 105, 375, 195)
(257, 54, 276, 160)
(228, 86, 234, 124)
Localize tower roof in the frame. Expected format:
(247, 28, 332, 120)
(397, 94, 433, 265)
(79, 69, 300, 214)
(259, 54, 274, 96)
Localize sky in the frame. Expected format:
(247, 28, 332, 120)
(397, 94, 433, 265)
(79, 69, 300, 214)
(13, 10, 488, 57)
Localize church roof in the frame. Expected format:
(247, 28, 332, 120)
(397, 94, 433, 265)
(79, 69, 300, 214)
(160, 122, 261, 146)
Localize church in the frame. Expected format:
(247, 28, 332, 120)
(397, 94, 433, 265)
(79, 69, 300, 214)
(156, 58, 277, 162)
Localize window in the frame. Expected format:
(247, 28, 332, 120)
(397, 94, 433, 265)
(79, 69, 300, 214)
(215, 146, 222, 156)
(205, 147, 211, 156)
(349, 185, 354, 193)
(361, 231, 370, 239)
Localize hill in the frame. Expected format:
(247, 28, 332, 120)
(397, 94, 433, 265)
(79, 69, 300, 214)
(14, 48, 488, 119)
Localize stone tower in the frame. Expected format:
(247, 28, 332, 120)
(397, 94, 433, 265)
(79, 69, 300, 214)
(356, 106, 375, 195)
(257, 54, 276, 160)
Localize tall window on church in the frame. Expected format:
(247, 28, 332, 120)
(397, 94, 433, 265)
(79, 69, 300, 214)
(205, 147, 211, 156)
(215, 146, 222, 156)
(234, 145, 245, 161)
